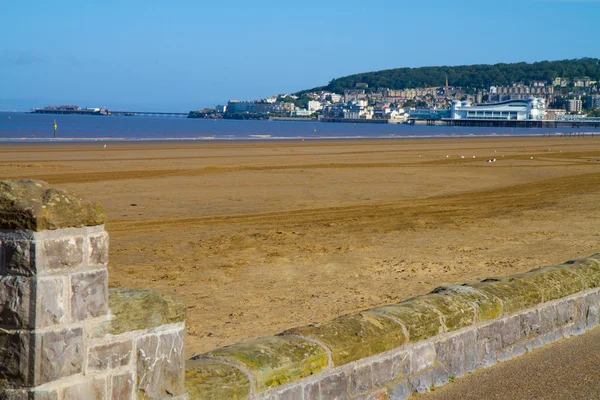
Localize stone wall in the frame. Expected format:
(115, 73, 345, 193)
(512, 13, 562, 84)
(5, 180, 600, 400)
(186, 256, 600, 399)
(0, 180, 187, 399)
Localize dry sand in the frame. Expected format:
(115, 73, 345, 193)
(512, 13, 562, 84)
(2, 137, 600, 358)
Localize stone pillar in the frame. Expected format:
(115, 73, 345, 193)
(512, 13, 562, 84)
(0, 180, 187, 399)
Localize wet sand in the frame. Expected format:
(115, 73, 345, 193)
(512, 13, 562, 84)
(2, 137, 600, 358)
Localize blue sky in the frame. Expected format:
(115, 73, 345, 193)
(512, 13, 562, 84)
(1, 0, 599, 112)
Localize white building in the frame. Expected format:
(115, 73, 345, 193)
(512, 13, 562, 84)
(566, 99, 583, 113)
(307, 101, 323, 112)
(450, 98, 546, 121)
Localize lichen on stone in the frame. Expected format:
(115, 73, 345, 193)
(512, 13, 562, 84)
(0, 180, 106, 231)
(281, 311, 407, 366)
(108, 288, 186, 334)
(185, 360, 251, 400)
(199, 336, 328, 392)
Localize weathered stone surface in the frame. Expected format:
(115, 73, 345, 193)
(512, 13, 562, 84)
(137, 329, 185, 399)
(87, 340, 132, 371)
(432, 286, 503, 322)
(30, 388, 59, 400)
(108, 288, 186, 335)
(0, 276, 34, 329)
(471, 277, 542, 316)
(372, 356, 398, 387)
(520, 310, 541, 338)
(513, 266, 584, 303)
(431, 365, 450, 387)
(319, 371, 348, 400)
(61, 377, 106, 400)
(409, 370, 432, 394)
(71, 269, 108, 321)
(0, 388, 29, 400)
(539, 304, 559, 334)
(350, 364, 373, 396)
(388, 379, 410, 400)
(282, 311, 406, 366)
(410, 294, 476, 332)
(185, 359, 251, 400)
(0, 332, 33, 386)
(42, 237, 84, 270)
(558, 257, 600, 289)
(447, 334, 465, 378)
(0, 180, 106, 231)
(88, 233, 108, 266)
(354, 388, 389, 400)
(304, 381, 320, 400)
(111, 372, 133, 400)
(389, 351, 411, 378)
(39, 328, 83, 384)
(411, 342, 435, 373)
(278, 384, 303, 400)
(555, 299, 576, 326)
(0, 235, 35, 276)
(434, 338, 449, 367)
(371, 300, 442, 342)
(201, 336, 327, 392)
(500, 315, 521, 347)
(37, 277, 67, 327)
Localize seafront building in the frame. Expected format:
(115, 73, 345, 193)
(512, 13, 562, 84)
(450, 98, 546, 121)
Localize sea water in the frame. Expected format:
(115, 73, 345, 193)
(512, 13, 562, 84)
(0, 112, 596, 142)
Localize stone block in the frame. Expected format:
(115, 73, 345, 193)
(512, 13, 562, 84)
(39, 328, 83, 384)
(463, 330, 478, 374)
(108, 288, 186, 335)
(88, 340, 132, 371)
(0, 276, 34, 329)
(372, 356, 397, 387)
(136, 329, 185, 399)
(1, 237, 35, 276)
(354, 388, 389, 400)
(587, 305, 600, 329)
(477, 321, 503, 352)
(185, 360, 251, 400)
(520, 310, 541, 338)
(497, 347, 512, 362)
(0, 180, 106, 231)
(388, 379, 410, 400)
(447, 334, 465, 378)
(0, 331, 34, 386)
(477, 340, 497, 369)
(37, 277, 68, 327)
(61, 377, 106, 400)
(555, 299, 575, 326)
(278, 385, 303, 400)
(201, 335, 325, 393)
(409, 370, 432, 394)
(111, 372, 133, 400)
(500, 315, 520, 347)
(371, 300, 443, 342)
(350, 364, 373, 396)
(431, 365, 450, 387)
(0, 388, 28, 400)
(434, 338, 449, 367)
(410, 294, 476, 332)
(282, 311, 406, 366)
(41, 237, 84, 271)
(432, 286, 503, 322)
(88, 232, 109, 266)
(539, 304, 558, 334)
(71, 269, 108, 321)
(319, 371, 348, 400)
(471, 277, 542, 316)
(512, 343, 527, 358)
(303, 382, 320, 400)
(411, 342, 435, 373)
(389, 351, 411, 378)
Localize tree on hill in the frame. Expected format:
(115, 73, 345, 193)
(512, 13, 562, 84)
(299, 58, 600, 94)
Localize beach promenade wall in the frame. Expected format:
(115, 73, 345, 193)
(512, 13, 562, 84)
(187, 258, 600, 399)
(0, 180, 186, 399)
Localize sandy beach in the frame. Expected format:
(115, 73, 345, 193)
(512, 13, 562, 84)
(2, 137, 600, 358)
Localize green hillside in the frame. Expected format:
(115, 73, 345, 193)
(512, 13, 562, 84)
(304, 58, 600, 93)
